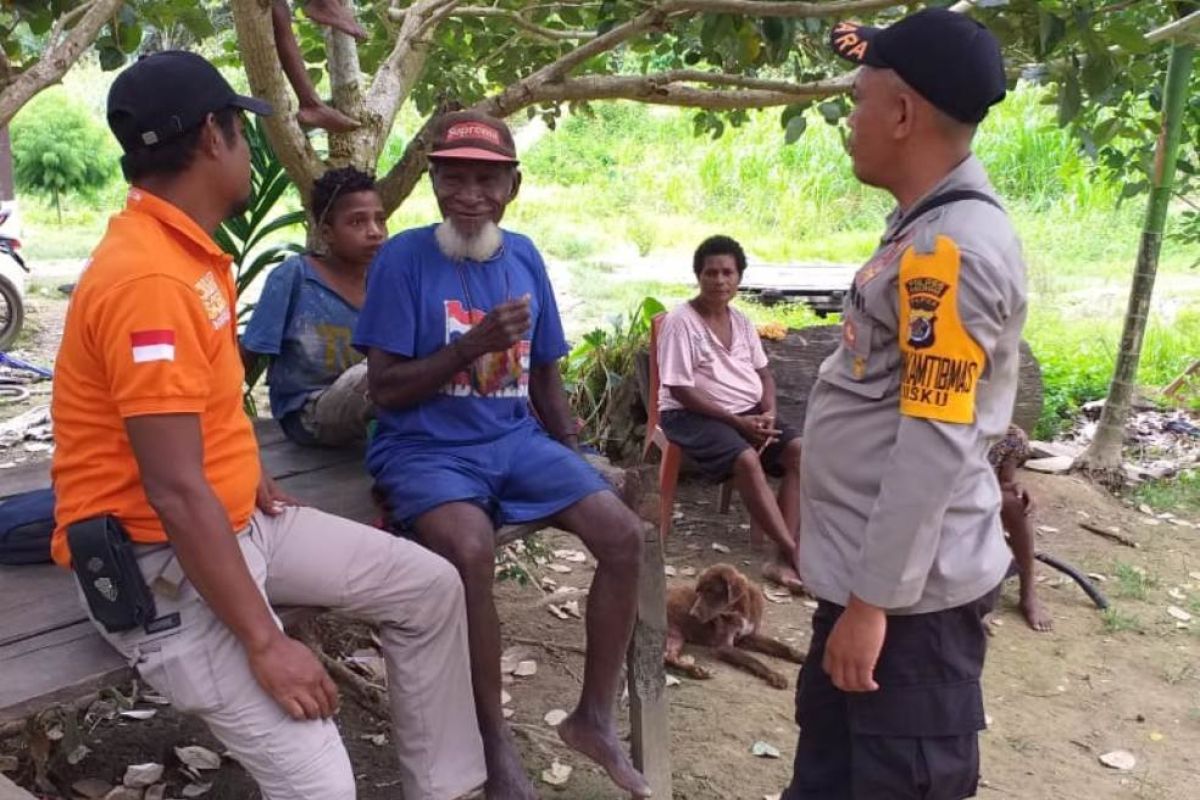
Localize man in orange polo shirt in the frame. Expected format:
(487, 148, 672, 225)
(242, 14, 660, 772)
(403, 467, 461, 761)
(50, 51, 484, 800)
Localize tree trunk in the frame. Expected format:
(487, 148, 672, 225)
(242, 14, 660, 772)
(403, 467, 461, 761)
(229, 0, 325, 203)
(323, 26, 375, 169)
(1075, 37, 1196, 488)
(54, 188, 62, 225)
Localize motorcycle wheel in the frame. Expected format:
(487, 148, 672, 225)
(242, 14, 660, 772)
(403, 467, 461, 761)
(0, 274, 24, 351)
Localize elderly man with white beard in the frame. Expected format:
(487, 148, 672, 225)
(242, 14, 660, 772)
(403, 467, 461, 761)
(353, 111, 650, 800)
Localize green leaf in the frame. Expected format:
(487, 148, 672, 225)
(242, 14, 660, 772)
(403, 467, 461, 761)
(1057, 72, 1082, 126)
(784, 114, 807, 144)
(1037, 11, 1066, 58)
(1082, 52, 1115, 99)
(1105, 22, 1150, 55)
(118, 21, 143, 53)
(818, 101, 842, 125)
(98, 46, 126, 71)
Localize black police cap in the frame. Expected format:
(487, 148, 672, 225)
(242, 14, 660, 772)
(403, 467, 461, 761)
(829, 8, 1007, 124)
(107, 51, 273, 153)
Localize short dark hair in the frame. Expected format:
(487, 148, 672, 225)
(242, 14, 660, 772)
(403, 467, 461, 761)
(119, 107, 240, 183)
(311, 166, 378, 226)
(693, 235, 747, 276)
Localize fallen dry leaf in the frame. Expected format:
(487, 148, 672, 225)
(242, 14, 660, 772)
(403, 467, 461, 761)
(103, 788, 143, 800)
(144, 784, 167, 800)
(1087, 573, 1108, 583)
(514, 660, 538, 677)
(119, 709, 157, 721)
(562, 600, 582, 619)
(543, 709, 568, 727)
(665, 675, 681, 688)
(680, 567, 697, 577)
(67, 744, 91, 765)
(501, 690, 512, 706)
(500, 646, 534, 674)
(546, 564, 573, 574)
(141, 693, 171, 706)
(750, 741, 781, 759)
(182, 781, 214, 798)
(1168, 587, 1187, 601)
(711, 543, 731, 554)
(664, 565, 677, 577)
(1098, 750, 1136, 771)
(1149, 732, 1164, 742)
(547, 604, 569, 620)
(502, 708, 514, 719)
(541, 760, 573, 786)
(1167, 605, 1193, 622)
(1189, 571, 1200, 582)
(174, 745, 221, 772)
(71, 778, 113, 799)
(123, 762, 164, 788)
(553, 549, 587, 563)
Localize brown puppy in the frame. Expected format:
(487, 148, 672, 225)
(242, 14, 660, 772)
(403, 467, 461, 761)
(665, 563, 806, 689)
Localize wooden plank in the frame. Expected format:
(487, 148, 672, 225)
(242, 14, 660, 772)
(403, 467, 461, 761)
(0, 565, 83, 647)
(626, 519, 671, 797)
(0, 621, 128, 724)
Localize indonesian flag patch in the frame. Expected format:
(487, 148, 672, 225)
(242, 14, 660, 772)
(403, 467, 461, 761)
(130, 329, 176, 363)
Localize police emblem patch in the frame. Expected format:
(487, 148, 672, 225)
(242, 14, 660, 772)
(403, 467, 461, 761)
(904, 276, 948, 350)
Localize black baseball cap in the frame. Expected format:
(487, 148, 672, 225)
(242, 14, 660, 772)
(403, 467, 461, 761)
(107, 51, 272, 152)
(829, 8, 1007, 124)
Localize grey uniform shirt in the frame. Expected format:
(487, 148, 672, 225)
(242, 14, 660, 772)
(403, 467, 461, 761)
(798, 155, 1027, 614)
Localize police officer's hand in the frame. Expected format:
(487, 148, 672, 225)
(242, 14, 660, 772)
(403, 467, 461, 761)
(249, 633, 340, 720)
(733, 414, 782, 448)
(458, 295, 532, 360)
(823, 595, 887, 693)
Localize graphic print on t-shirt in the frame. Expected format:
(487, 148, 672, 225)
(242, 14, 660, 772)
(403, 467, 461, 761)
(443, 300, 530, 398)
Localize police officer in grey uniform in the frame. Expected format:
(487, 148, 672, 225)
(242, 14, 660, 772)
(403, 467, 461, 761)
(782, 9, 1026, 799)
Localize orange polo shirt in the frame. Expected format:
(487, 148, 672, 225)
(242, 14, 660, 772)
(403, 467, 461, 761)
(50, 188, 260, 566)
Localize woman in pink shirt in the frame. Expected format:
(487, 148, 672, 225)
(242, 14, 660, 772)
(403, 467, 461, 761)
(657, 235, 804, 592)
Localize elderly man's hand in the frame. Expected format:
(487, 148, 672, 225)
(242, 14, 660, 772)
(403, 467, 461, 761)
(733, 414, 781, 449)
(460, 295, 532, 358)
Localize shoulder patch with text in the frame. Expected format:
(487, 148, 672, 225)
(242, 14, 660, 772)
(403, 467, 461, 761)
(898, 235, 985, 424)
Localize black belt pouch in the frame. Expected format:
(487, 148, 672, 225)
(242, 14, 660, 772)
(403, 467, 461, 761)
(67, 516, 157, 633)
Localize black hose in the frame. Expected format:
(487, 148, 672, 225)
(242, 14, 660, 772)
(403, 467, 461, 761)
(1035, 552, 1109, 610)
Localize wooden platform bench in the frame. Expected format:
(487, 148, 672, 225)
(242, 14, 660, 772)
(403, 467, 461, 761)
(0, 419, 672, 796)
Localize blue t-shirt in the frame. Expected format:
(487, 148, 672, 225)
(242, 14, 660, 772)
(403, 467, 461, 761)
(353, 225, 569, 447)
(242, 255, 363, 419)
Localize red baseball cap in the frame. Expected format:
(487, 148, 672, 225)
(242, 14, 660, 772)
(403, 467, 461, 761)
(428, 111, 519, 164)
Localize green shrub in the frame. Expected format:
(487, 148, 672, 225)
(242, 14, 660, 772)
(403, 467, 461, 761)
(11, 90, 119, 222)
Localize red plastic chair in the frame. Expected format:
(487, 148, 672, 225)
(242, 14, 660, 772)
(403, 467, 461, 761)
(644, 314, 763, 547)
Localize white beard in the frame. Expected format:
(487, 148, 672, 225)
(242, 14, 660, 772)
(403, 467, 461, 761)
(435, 219, 503, 262)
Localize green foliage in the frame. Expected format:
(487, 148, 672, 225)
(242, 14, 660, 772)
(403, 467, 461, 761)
(1132, 469, 1200, 516)
(10, 91, 118, 222)
(1114, 562, 1156, 601)
(562, 296, 666, 453)
(213, 116, 306, 303)
(211, 116, 304, 411)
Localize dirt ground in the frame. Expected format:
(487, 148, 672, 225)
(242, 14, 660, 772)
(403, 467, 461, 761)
(4, 298, 1200, 799)
(3, 474, 1199, 799)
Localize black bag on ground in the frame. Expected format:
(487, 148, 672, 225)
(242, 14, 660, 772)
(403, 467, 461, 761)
(0, 488, 55, 565)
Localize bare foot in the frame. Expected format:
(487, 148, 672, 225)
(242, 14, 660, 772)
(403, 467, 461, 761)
(296, 103, 360, 133)
(558, 711, 652, 798)
(304, 0, 368, 40)
(482, 728, 538, 800)
(1020, 593, 1053, 632)
(762, 560, 805, 595)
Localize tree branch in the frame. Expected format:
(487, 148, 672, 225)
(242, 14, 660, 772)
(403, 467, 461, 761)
(481, 71, 848, 116)
(376, 114, 437, 214)
(366, 0, 461, 162)
(229, 0, 324, 200)
(447, 7, 594, 41)
(0, 0, 124, 128)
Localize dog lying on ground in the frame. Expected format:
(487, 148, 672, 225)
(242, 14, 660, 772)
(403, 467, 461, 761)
(665, 563, 806, 689)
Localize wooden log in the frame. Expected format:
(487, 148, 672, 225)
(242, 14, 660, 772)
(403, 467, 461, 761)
(626, 520, 670, 797)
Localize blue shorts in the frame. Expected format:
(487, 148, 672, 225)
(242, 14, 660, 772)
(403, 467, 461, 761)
(368, 424, 610, 529)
